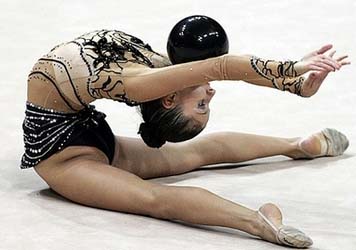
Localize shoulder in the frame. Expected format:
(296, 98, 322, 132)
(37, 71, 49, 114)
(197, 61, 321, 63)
(71, 29, 153, 50)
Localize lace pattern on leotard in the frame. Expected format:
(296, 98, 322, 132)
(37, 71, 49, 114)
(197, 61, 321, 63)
(30, 30, 171, 110)
(71, 30, 160, 106)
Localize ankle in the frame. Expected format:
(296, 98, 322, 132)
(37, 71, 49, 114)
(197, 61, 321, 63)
(284, 137, 303, 159)
(249, 211, 265, 237)
(251, 210, 279, 242)
(254, 204, 285, 243)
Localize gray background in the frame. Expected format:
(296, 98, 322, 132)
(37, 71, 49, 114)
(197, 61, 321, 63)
(0, 0, 355, 249)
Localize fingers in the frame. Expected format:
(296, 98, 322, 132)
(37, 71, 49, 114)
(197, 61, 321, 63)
(308, 65, 331, 72)
(329, 50, 336, 58)
(300, 46, 349, 75)
(310, 55, 341, 72)
(302, 44, 332, 61)
(317, 44, 333, 54)
(322, 56, 341, 70)
(336, 55, 351, 66)
(310, 53, 350, 72)
(313, 62, 335, 72)
(325, 48, 351, 67)
(340, 61, 351, 66)
(337, 55, 348, 61)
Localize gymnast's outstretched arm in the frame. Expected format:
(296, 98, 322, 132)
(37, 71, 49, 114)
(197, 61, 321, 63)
(121, 52, 343, 102)
(50, 43, 347, 107)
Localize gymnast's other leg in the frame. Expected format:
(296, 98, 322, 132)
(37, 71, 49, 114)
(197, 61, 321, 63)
(113, 129, 348, 180)
(33, 146, 308, 247)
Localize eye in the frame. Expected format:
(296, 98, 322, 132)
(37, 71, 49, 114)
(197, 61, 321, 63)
(197, 100, 206, 109)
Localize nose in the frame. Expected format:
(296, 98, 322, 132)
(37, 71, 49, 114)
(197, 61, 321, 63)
(206, 85, 216, 100)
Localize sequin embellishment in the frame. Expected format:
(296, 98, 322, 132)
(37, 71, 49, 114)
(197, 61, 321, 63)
(21, 102, 106, 169)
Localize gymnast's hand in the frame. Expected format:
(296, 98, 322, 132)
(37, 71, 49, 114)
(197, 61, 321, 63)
(294, 44, 345, 75)
(300, 48, 350, 97)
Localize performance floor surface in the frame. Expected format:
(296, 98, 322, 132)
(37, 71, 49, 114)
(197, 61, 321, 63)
(1, 0, 355, 249)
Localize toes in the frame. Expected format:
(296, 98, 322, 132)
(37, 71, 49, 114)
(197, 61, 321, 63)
(322, 128, 349, 156)
(257, 204, 313, 248)
(278, 225, 313, 248)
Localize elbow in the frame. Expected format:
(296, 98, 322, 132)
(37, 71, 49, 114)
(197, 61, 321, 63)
(124, 83, 145, 102)
(221, 54, 234, 80)
(218, 54, 248, 81)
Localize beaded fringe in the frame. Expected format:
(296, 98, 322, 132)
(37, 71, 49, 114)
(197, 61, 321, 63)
(20, 102, 105, 169)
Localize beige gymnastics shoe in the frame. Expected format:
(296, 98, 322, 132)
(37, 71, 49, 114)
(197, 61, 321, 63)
(258, 204, 313, 248)
(298, 128, 349, 159)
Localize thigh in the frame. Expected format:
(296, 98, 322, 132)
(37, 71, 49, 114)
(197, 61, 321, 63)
(34, 150, 163, 216)
(112, 135, 204, 179)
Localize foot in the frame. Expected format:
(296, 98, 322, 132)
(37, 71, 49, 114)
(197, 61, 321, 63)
(291, 128, 349, 159)
(255, 203, 283, 243)
(256, 203, 313, 248)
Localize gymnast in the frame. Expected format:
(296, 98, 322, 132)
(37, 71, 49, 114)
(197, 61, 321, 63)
(22, 15, 350, 248)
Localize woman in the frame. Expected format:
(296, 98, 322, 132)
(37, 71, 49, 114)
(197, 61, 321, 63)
(22, 16, 350, 248)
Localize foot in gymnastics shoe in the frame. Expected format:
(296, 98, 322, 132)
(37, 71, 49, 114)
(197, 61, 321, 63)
(258, 203, 313, 248)
(297, 128, 349, 159)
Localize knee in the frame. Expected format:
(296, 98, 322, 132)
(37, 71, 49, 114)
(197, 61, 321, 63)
(34, 160, 59, 187)
(147, 185, 206, 220)
(146, 185, 173, 219)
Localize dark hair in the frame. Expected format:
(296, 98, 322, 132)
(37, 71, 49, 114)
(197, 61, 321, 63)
(138, 99, 204, 148)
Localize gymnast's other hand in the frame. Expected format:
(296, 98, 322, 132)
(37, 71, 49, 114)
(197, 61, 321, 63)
(294, 44, 343, 75)
(300, 50, 350, 97)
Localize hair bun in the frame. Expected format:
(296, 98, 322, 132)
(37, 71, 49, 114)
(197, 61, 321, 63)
(138, 122, 166, 148)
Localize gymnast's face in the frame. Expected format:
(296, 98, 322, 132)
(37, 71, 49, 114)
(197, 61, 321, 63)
(169, 83, 216, 127)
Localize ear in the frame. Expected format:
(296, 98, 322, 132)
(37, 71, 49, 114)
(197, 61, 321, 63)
(161, 93, 177, 109)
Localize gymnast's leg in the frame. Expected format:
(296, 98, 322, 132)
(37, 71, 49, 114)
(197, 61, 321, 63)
(113, 131, 331, 179)
(34, 128, 347, 247)
(33, 147, 281, 246)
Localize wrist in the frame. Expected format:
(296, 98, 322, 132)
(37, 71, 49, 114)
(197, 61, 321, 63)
(274, 76, 305, 97)
(294, 61, 307, 76)
(278, 60, 299, 77)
